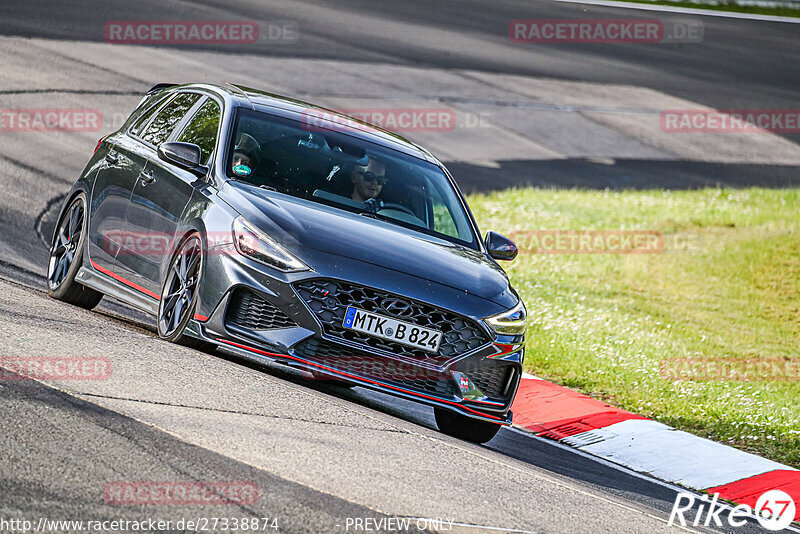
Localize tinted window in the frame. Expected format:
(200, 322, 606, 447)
(140, 93, 200, 147)
(130, 95, 168, 136)
(176, 98, 221, 164)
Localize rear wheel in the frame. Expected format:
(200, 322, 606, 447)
(434, 407, 502, 444)
(157, 234, 215, 351)
(47, 193, 103, 309)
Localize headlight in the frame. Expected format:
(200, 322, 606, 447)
(484, 300, 527, 335)
(232, 216, 308, 272)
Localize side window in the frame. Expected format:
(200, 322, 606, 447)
(140, 93, 200, 147)
(129, 95, 169, 136)
(176, 98, 221, 164)
(130, 101, 161, 136)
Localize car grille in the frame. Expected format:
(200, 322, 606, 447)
(468, 364, 515, 400)
(225, 288, 296, 330)
(292, 279, 491, 366)
(293, 338, 458, 397)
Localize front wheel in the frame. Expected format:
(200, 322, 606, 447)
(157, 233, 214, 351)
(434, 408, 502, 444)
(47, 192, 103, 309)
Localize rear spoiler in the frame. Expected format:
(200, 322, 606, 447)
(135, 83, 178, 108)
(146, 82, 178, 96)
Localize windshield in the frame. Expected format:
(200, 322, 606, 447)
(225, 108, 478, 248)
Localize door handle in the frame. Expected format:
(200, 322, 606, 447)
(139, 170, 156, 185)
(105, 152, 119, 166)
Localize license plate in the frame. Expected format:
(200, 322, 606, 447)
(343, 306, 442, 353)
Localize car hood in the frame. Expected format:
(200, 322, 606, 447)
(220, 181, 514, 305)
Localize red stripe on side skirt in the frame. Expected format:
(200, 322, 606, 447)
(89, 259, 160, 300)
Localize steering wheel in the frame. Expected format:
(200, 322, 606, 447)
(379, 202, 416, 217)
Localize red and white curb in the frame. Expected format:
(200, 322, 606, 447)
(511, 373, 800, 521)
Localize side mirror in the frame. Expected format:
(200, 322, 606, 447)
(158, 142, 208, 177)
(485, 231, 518, 261)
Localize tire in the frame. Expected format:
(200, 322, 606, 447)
(157, 233, 212, 350)
(434, 407, 502, 444)
(47, 193, 103, 309)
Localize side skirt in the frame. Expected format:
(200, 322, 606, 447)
(75, 266, 159, 315)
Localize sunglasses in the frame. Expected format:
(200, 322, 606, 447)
(358, 171, 388, 185)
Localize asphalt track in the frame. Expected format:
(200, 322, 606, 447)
(0, 0, 797, 532)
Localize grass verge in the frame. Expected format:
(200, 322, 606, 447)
(468, 187, 800, 467)
(603, 0, 800, 18)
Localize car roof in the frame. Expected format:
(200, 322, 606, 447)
(170, 83, 441, 165)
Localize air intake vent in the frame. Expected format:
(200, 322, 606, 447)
(225, 289, 296, 330)
(468, 365, 515, 399)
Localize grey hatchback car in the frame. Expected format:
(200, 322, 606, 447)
(47, 83, 527, 443)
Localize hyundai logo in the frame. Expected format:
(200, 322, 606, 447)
(381, 297, 414, 318)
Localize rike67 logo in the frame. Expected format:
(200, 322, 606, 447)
(755, 491, 797, 531)
(669, 490, 795, 531)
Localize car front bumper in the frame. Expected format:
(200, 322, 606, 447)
(189, 245, 524, 425)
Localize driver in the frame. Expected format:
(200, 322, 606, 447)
(231, 133, 260, 178)
(350, 156, 387, 213)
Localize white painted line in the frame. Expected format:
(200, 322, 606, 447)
(552, 0, 800, 23)
(575, 419, 796, 489)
